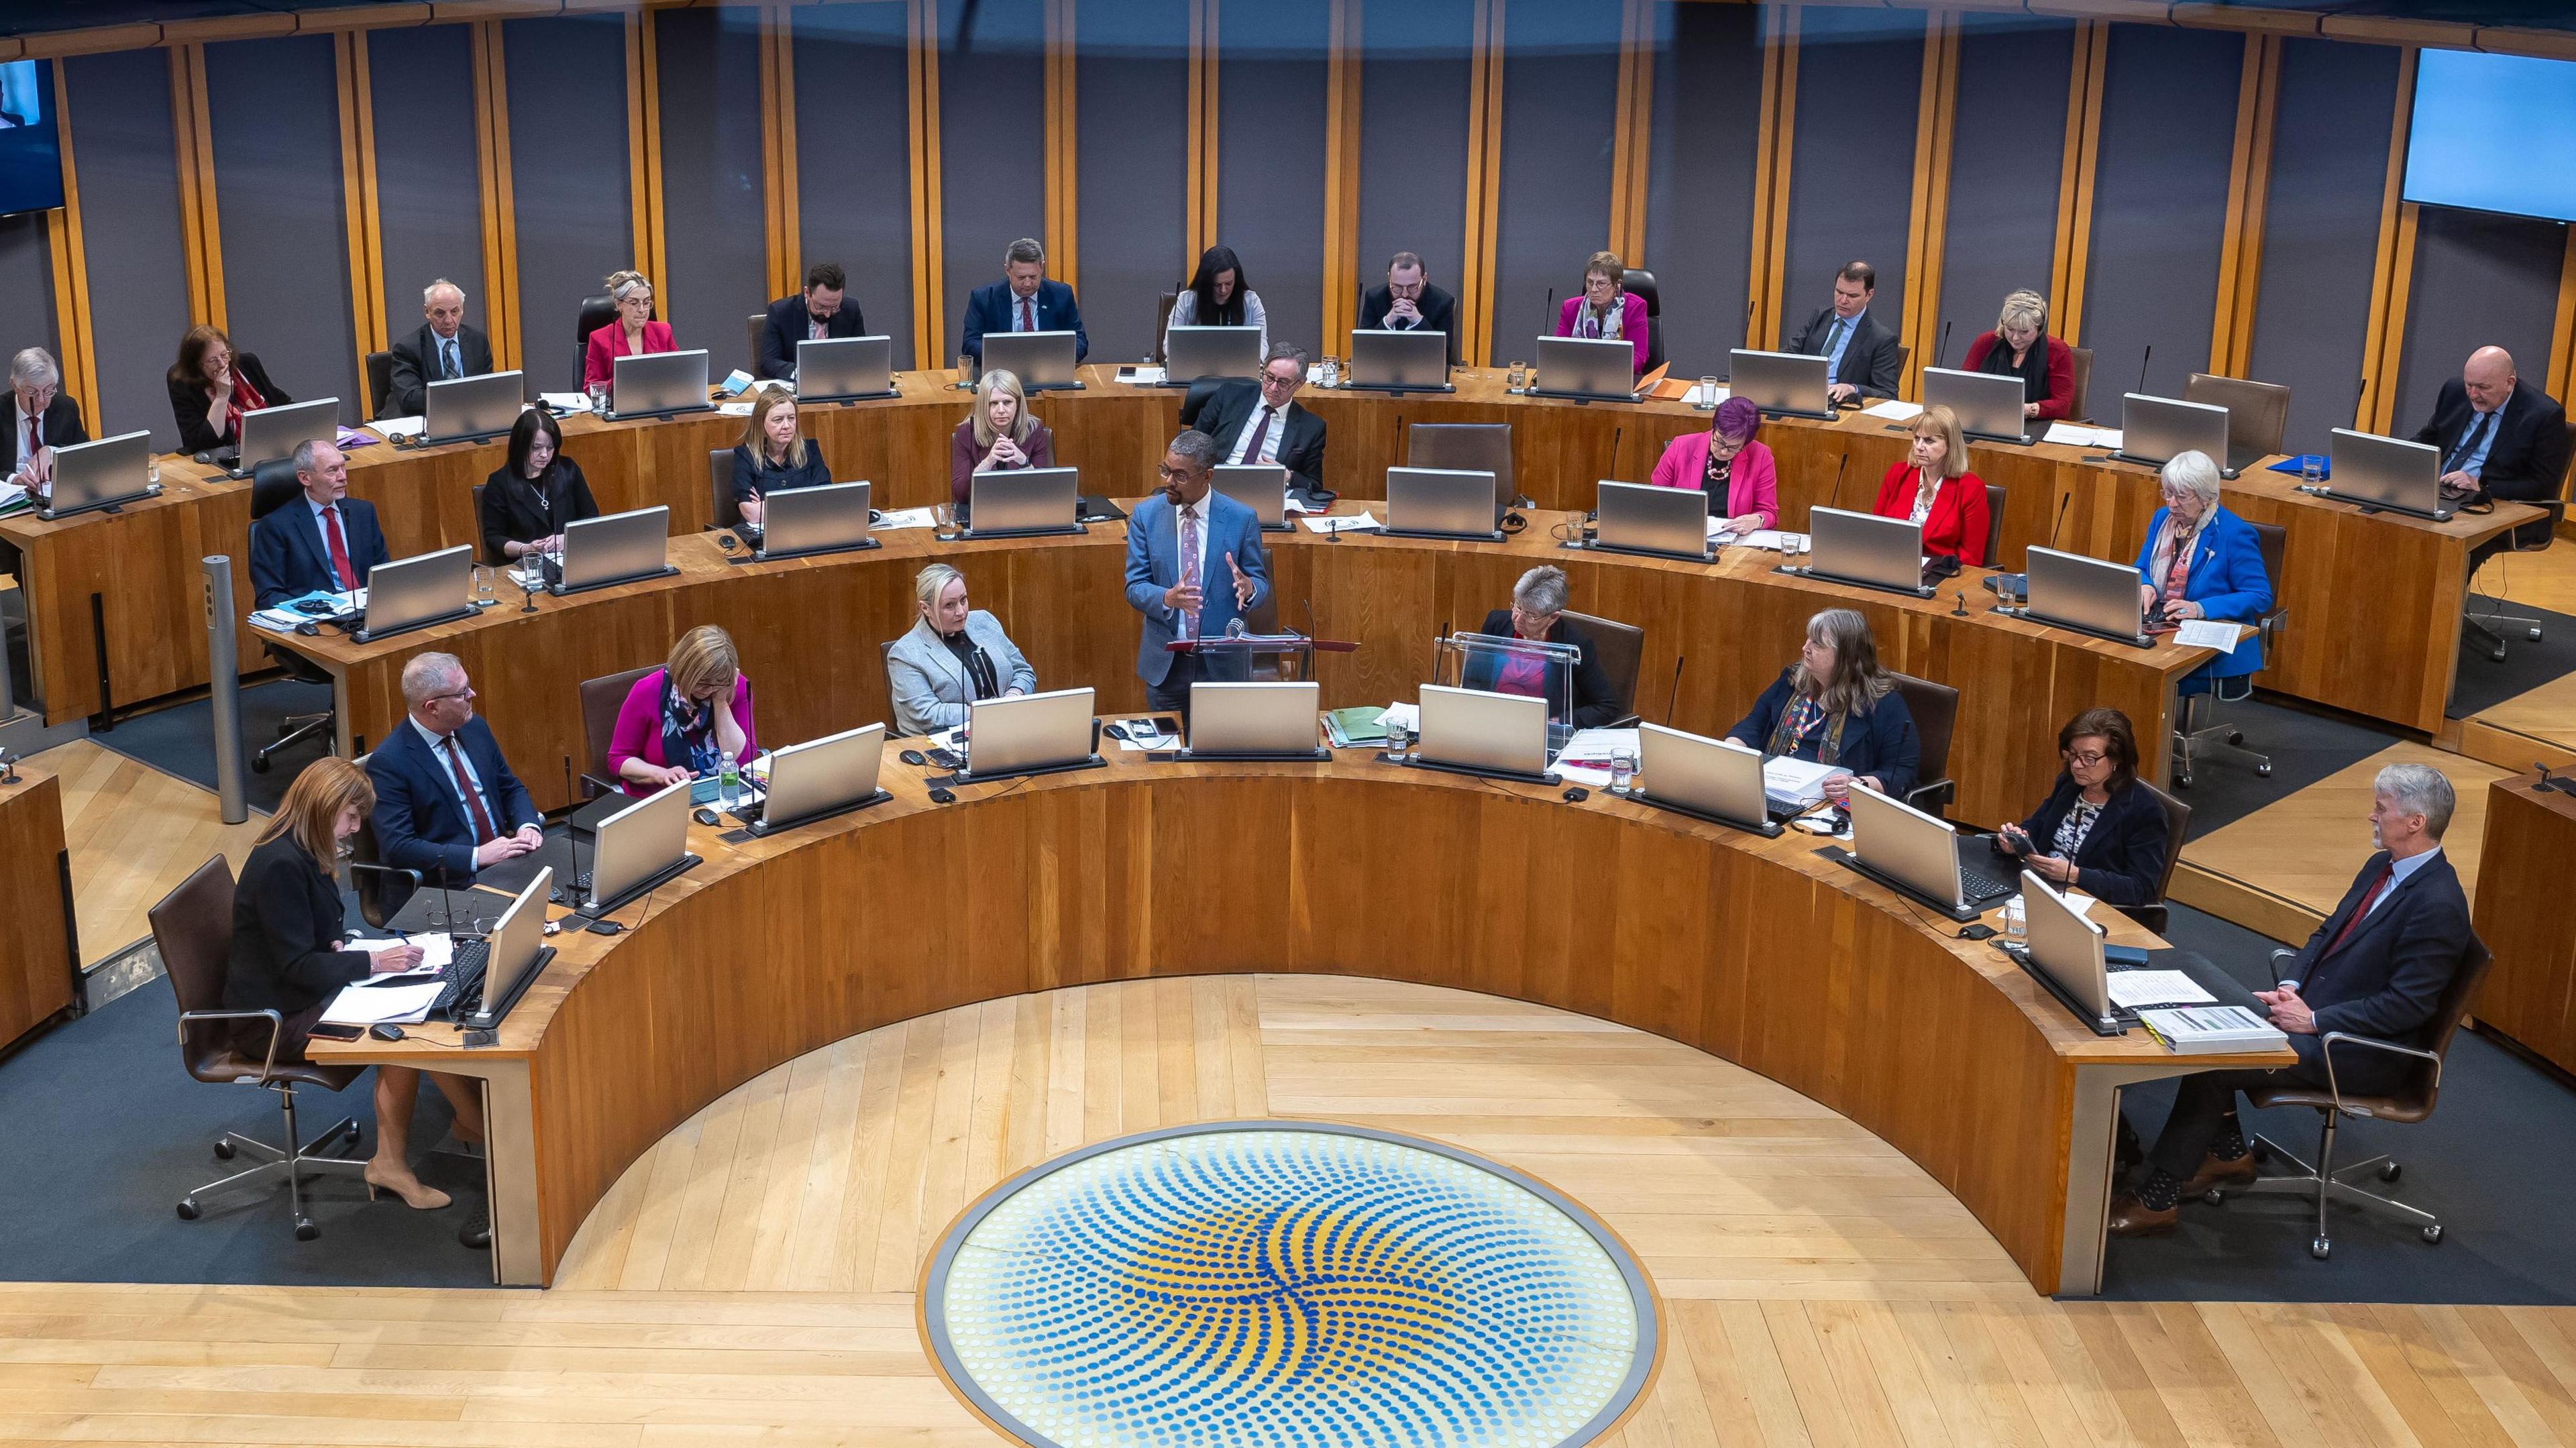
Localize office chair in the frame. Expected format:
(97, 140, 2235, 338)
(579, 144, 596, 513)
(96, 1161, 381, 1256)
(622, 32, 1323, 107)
(2462, 420, 2573, 662)
(574, 294, 658, 382)
(1620, 269, 1664, 375)
(2205, 936, 2492, 1258)
(1153, 292, 1179, 365)
(1888, 671, 1959, 816)
(707, 449, 742, 533)
(1982, 483, 2006, 569)
(154, 854, 368, 1240)
(2183, 373, 2289, 476)
(1560, 610, 1644, 727)
(2114, 781, 2192, 936)
(1179, 377, 1228, 431)
(579, 665, 657, 799)
(2065, 347, 2094, 424)
(364, 350, 396, 421)
(246, 459, 337, 775)
(2171, 520, 2286, 787)
(1892, 345, 1912, 391)
(745, 314, 766, 377)
(1407, 423, 1521, 509)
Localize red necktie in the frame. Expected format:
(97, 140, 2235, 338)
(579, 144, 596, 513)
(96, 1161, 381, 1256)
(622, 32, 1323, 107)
(321, 505, 358, 591)
(442, 736, 499, 845)
(1240, 408, 1273, 464)
(2323, 865, 2394, 958)
(1018, 296, 1035, 332)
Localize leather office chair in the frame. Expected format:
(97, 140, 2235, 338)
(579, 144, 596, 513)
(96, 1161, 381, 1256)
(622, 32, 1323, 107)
(2208, 934, 2493, 1258)
(1621, 269, 1665, 375)
(1892, 345, 1911, 392)
(707, 449, 742, 532)
(154, 854, 368, 1240)
(364, 350, 396, 420)
(2065, 346, 2094, 423)
(2172, 520, 2286, 787)
(579, 664, 657, 798)
(1561, 610, 1643, 726)
(745, 314, 767, 377)
(1154, 292, 1179, 364)
(1982, 483, 2006, 569)
(469, 483, 503, 567)
(576, 293, 616, 381)
(2114, 781, 2192, 936)
(2462, 419, 2574, 661)
(2183, 372, 2289, 476)
(1407, 422, 1520, 508)
(1889, 671, 1958, 815)
(1179, 377, 1228, 431)
(247, 459, 337, 775)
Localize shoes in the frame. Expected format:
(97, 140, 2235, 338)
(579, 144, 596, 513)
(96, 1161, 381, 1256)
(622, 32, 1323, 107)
(2183, 1152, 2257, 1196)
(2106, 1192, 2178, 1237)
(363, 1164, 453, 1212)
(458, 1211, 492, 1250)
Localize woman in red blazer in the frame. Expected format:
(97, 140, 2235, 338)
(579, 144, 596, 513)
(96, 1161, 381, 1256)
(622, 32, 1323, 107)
(1958, 288, 2074, 422)
(1648, 396, 1777, 534)
(1553, 249, 1650, 376)
(1873, 404, 1990, 566)
(582, 270, 678, 389)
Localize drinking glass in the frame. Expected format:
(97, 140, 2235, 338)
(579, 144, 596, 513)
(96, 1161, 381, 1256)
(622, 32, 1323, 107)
(474, 565, 495, 604)
(1697, 376, 1720, 410)
(2300, 454, 2324, 485)
(1320, 355, 1342, 388)
(1608, 748, 1637, 796)
(2004, 897, 2028, 943)
(1507, 360, 1528, 392)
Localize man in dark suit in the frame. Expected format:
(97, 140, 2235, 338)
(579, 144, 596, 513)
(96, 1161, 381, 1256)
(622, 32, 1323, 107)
(755, 261, 869, 382)
(366, 651, 544, 891)
(1354, 252, 1460, 366)
(381, 279, 496, 419)
(2412, 345, 2571, 565)
(961, 237, 1087, 365)
(2109, 763, 2474, 1237)
(9, 347, 87, 499)
(248, 439, 390, 608)
(1188, 344, 1328, 500)
(1786, 260, 1901, 404)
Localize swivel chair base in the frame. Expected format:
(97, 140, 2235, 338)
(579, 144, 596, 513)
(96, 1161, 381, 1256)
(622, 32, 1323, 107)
(176, 1080, 366, 1241)
(2201, 1117, 2445, 1259)
(2171, 680, 2270, 789)
(2464, 608, 2544, 664)
(254, 710, 335, 774)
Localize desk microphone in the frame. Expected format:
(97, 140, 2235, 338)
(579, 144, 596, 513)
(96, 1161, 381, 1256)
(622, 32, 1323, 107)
(2538, 762, 2576, 798)
(1544, 288, 1556, 343)
(1608, 426, 1622, 484)
(2043, 491, 2070, 553)
(2134, 345, 2153, 398)
(1933, 319, 1953, 372)
(1664, 653, 1686, 725)
(1824, 449, 1849, 512)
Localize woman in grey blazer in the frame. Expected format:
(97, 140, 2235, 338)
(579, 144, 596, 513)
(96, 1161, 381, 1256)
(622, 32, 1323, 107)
(888, 562, 1037, 736)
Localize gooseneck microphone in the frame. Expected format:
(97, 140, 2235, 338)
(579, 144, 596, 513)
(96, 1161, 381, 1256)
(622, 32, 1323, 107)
(1934, 319, 1953, 372)
(1664, 654, 1686, 725)
(1825, 449, 1850, 512)
(2044, 491, 2070, 553)
(2135, 345, 2153, 398)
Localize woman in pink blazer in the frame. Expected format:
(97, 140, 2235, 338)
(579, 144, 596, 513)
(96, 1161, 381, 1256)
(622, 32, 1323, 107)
(1648, 396, 1777, 535)
(583, 270, 678, 390)
(607, 626, 759, 797)
(1553, 249, 1650, 376)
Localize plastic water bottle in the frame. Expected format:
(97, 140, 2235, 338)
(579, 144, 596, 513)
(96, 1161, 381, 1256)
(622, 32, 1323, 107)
(718, 755, 740, 810)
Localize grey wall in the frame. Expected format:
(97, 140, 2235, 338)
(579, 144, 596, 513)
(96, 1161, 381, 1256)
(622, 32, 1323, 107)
(1488, 0, 1620, 367)
(1780, 5, 1921, 351)
(793, 3, 916, 368)
(1075, 0, 1189, 366)
(2393, 207, 2565, 435)
(2080, 23, 2241, 398)
(937, 0, 1046, 362)
(1355, 0, 1472, 315)
(1935, 15, 2072, 366)
(656, 7, 767, 380)
(1641, 1, 1762, 380)
(62, 50, 189, 447)
(1218, 0, 1330, 359)
(2246, 38, 2399, 453)
(367, 23, 485, 356)
(502, 15, 631, 394)
(203, 36, 361, 426)
(0, 215, 52, 391)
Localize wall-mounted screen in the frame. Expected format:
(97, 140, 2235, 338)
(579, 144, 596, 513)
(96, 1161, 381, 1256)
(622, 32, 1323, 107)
(2404, 50, 2576, 224)
(0, 60, 61, 219)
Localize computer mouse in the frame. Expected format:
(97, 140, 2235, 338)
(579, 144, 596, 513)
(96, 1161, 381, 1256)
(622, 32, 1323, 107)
(1561, 786, 1590, 803)
(1102, 724, 1130, 742)
(692, 807, 721, 826)
(899, 749, 928, 767)
(928, 786, 957, 805)
(368, 1023, 407, 1042)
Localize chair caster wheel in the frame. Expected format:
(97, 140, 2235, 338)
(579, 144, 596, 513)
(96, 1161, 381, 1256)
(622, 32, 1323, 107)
(295, 1219, 319, 1242)
(176, 1199, 200, 1221)
(251, 756, 271, 775)
(2226, 731, 2244, 746)
(2251, 1142, 2271, 1164)
(2256, 763, 2273, 777)
(2202, 1189, 2224, 1205)
(213, 1140, 234, 1160)
(2489, 646, 2508, 663)
(2310, 1237, 2331, 1260)
(2527, 628, 2544, 643)
(2379, 1162, 2401, 1183)
(2422, 1225, 2443, 1245)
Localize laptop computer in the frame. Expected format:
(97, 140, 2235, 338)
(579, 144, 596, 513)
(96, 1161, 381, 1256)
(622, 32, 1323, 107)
(36, 430, 159, 520)
(1411, 683, 1556, 784)
(1800, 506, 1931, 597)
(1529, 336, 1638, 402)
(1634, 724, 1780, 836)
(1212, 463, 1291, 532)
(962, 466, 1083, 540)
(1181, 681, 1327, 761)
(579, 779, 700, 916)
(608, 349, 712, 420)
(1589, 479, 1710, 562)
(2106, 394, 2232, 476)
(737, 722, 891, 836)
(752, 480, 877, 561)
(2018, 869, 2255, 1035)
(1838, 783, 2018, 922)
(1163, 326, 1263, 384)
(959, 686, 1102, 783)
(2022, 545, 2150, 647)
(1408, 423, 1517, 508)
(1921, 366, 2035, 445)
(796, 335, 898, 402)
(227, 397, 341, 476)
(2324, 428, 2450, 522)
(548, 505, 674, 595)
(352, 544, 477, 644)
(980, 331, 1083, 390)
(1344, 329, 1453, 392)
(1383, 466, 1501, 541)
(421, 370, 524, 445)
(1729, 349, 1835, 419)
(455, 867, 557, 1031)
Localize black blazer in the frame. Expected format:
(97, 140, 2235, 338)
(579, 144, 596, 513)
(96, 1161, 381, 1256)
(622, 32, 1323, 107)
(756, 294, 871, 381)
(733, 443, 833, 504)
(366, 714, 540, 884)
(168, 351, 290, 455)
(2015, 774, 2169, 907)
(1464, 610, 1621, 729)
(2412, 376, 2571, 503)
(1356, 282, 1461, 366)
(382, 322, 496, 419)
(480, 458, 600, 562)
(1191, 380, 1328, 496)
(248, 494, 390, 608)
(224, 833, 370, 1020)
(1785, 306, 1901, 400)
(14, 393, 87, 456)
(2281, 849, 2473, 1084)
(1725, 667, 1920, 800)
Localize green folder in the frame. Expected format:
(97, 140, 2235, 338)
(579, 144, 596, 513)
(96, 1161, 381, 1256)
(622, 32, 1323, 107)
(1323, 706, 1389, 747)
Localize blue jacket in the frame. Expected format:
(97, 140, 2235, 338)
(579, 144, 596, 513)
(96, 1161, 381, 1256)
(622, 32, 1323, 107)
(250, 495, 391, 608)
(1725, 667, 1920, 801)
(366, 715, 540, 885)
(1124, 489, 1271, 686)
(961, 278, 1087, 363)
(2133, 504, 2271, 680)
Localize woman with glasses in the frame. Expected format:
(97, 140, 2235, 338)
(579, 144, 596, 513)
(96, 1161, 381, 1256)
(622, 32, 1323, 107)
(1726, 608, 1919, 803)
(1647, 396, 1776, 535)
(607, 625, 758, 796)
(1996, 707, 2168, 906)
(1460, 565, 1621, 728)
(582, 270, 676, 390)
(1552, 249, 1650, 376)
(2134, 449, 2271, 695)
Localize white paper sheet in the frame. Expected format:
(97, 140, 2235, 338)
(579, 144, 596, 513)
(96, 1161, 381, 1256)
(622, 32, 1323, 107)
(538, 392, 592, 414)
(1554, 727, 1642, 787)
(1305, 512, 1383, 534)
(1763, 755, 1840, 809)
(875, 506, 940, 531)
(1739, 529, 1797, 552)
(369, 416, 427, 441)
(1121, 367, 1169, 386)
(1686, 382, 1729, 408)
(1376, 702, 1419, 734)
(1862, 400, 1924, 422)
(2173, 618, 2242, 653)
(2043, 423, 2105, 447)
(319, 980, 446, 1026)
(2106, 970, 2216, 1010)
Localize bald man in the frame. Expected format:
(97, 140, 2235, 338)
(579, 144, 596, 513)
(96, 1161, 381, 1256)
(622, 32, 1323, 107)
(2412, 345, 2570, 566)
(382, 278, 496, 419)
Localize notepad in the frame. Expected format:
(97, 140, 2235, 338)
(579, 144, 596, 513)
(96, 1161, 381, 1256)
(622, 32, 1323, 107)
(2174, 619, 2242, 653)
(319, 980, 445, 1026)
(1862, 400, 1924, 422)
(2105, 970, 2216, 1010)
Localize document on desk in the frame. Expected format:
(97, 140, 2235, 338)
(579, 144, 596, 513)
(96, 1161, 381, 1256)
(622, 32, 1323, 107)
(2105, 970, 2216, 1010)
(369, 416, 427, 441)
(2172, 619, 2241, 653)
(1554, 728, 1642, 787)
(1738, 529, 1796, 552)
(1862, 400, 1923, 422)
(1686, 382, 1729, 408)
(1377, 702, 1419, 736)
(319, 980, 445, 1026)
(2044, 423, 2115, 447)
(1763, 755, 1839, 812)
(539, 392, 592, 414)
(875, 506, 939, 530)
(1305, 512, 1383, 534)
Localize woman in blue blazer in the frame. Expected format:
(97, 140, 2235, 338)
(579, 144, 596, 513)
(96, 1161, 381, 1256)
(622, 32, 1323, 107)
(1998, 708, 2171, 907)
(1727, 608, 1919, 803)
(2133, 449, 2272, 693)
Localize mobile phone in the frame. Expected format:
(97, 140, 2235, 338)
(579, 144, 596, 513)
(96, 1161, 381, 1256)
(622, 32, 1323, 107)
(310, 1021, 364, 1042)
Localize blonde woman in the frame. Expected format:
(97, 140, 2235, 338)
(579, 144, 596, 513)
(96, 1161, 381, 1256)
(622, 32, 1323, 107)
(886, 563, 1036, 736)
(732, 387, 830, 526)
(1871, 403, 1990, 566)
(951, 368, 1057, 507)
(581, 270, 675, 388)
(607, 624, 759, 795)
(1960, 289, 2075, 421)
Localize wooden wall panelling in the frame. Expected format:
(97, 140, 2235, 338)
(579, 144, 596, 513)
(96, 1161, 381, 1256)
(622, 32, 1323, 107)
(2469, 773, 2576, 1078)
(1042, 0, 1077, 290)
(168, 44, 225, 331)
(1899, 9, 1960, 400)
(2206, 32, 2279, 380)
(1319, 0, 1360, 357)
(1743, 3, 1796, 350)
(623, 9, 667, 309)
(906, 0, 947, 372)
(1457, 0, 1505, 368)
(1605, 0, 1654, 266)
(333, 30, 386, 370)
(2047, 19, 2103, 346)
(470, 20, 521, 371)
(758, 3, 800, 304)
(1185, 0, 1218, 274)
(43, 62, 97, 431)
(2356, 45, 2416, 435)
(0, 767, 74, 1054)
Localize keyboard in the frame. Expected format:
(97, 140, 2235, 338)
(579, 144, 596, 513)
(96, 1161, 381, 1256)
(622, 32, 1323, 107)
(428, 938, 490, 1019)
(1958, 864, 2018, 905)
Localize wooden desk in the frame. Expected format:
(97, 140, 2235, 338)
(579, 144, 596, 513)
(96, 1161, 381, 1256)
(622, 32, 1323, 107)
(0, 764, 75, 1050)
(311, 740, 2292, 1295)
(2469, 771, 2576, 1077)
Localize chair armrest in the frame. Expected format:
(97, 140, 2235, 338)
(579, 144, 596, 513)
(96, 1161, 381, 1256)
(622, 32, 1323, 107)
(178, 1007, 285, 1083)
(1907, 778, 1955, 816)
(2318, 1029, 2442, 1112)
(580, 773, 623, 801)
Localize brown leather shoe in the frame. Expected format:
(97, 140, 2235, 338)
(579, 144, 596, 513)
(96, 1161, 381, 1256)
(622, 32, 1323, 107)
(2106, 1192, 2178, 1237)
(2183, 1152, 2257, 1196)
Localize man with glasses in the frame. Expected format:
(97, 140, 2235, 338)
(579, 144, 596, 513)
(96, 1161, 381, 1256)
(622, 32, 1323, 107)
(366, 652, 544, 895)
(1185, 343, 1329, 502)
(1124, 429, 1271, 718)
(7, 347, 86, 500)
(1355, 252, 1459, 366)
(381, 279, 494, 419)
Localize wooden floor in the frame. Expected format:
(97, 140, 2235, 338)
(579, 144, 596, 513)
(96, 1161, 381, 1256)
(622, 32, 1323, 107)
(43, 738, 264, 968)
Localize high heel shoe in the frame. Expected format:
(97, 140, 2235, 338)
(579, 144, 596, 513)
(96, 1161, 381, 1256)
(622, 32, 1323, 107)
(364, 1164, 452, 1211)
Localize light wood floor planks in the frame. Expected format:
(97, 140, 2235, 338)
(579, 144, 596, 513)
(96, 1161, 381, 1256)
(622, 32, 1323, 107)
(41, 738, 265, 966)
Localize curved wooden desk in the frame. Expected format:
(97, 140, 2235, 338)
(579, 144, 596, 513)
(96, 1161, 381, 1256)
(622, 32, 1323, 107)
(311, 742, 2292, 1297)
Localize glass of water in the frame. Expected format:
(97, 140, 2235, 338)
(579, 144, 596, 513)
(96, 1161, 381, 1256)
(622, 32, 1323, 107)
(1320, 355, 1341, 388)
(2004, 897, 2028, 943)
(474, 565, 495, 604)
(1697, 376, 1720, 410)
(1608, 748, 1637, 796)
(1507, 360, 1528, 392)
(1384, 722, 1407, 764)
(2300, 453, 2324, 485)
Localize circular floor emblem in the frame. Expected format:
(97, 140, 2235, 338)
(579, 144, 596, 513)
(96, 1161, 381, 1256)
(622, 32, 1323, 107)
(922, 1121, 1658, 1448)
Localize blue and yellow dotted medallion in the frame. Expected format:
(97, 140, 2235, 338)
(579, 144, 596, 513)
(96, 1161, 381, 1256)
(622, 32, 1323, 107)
(922, 1121, 1658, 1448)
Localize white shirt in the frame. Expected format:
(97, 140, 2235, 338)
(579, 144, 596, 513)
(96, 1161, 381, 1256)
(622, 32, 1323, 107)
(1163, 288, 1270, 359)
(1010, 290, 1039, 331)
(1226, 402, 1289, 466)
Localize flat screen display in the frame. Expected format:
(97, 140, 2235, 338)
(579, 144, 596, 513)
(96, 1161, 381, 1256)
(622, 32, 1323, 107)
(2404, 50, 2576, 224)
(0, 60, 61, 219)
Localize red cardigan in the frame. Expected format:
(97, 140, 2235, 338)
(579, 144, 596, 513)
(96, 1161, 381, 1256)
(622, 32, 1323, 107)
(1873, 462, 1991, 567)
(1959, 331, 2074, 421)
(583, 319, 678, 389)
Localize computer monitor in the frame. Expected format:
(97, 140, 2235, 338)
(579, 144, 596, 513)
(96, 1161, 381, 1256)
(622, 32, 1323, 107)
(37, 430, 157, 520)
(980, 331, 1083, 390)
(458, 867, 557, 1031)
(962, 687, 1098, 781)
(2326, 428, 2449, 522)
(1843, 783, 2015, 921)
(354, 544, 476, 644)
(584, 779, 697, 915)
(1591, 479, 1710, 562)
(746, 722, 890, 836)
(1529, 336, 1638, 402)
(963, 466, 1082, 539)
(1729, 349, 1833, 419)
(1407, 423, 1515, 507)
(1164, 326, 1263, 384)
(1634, 724, 1776, 836)
(1383, 466, 1501, 541)
(608, 349, 711, 419)
(2022, 545, 2148, 647)
(1344, 329, 1452, 392)
(796, 335, 896, 402)
(422, 370, 524, 444)
(233, 398, 341, 475)
(1183, 681, 1326, 761)
(1413, 684, 1554, 782)
(1921, 367, 2033, 444)
(2108, 394, 2229, 474)
(551, 505, 672, 596)
(2021, 868, 2114, 1027)
(755, 480, 875, 561)
(1212, 463, 1290, 531)
(1803, 506, 1927, 596)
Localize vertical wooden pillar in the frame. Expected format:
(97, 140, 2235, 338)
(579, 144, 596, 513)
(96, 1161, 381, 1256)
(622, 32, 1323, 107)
(1043, 0, 1078, 292)
(625, 10, 669, 306)
(1458, 0, 1506, 368)
(2207, 33, 2280, 380)
(470, 20, 521, 371)
(907, 0, 948, 370)
(43, 62, 97, 429)
(335, 31, 386, 374)
(2049, 19, 2106, 347)
(759, 5, 802, 304)
(1605, 0, 1654, 266)
(1320, 0, 1362, 358)
(1900, 10, 1960, 396)
(1743, 5, 1799, 351)
(2357, 47, 2418, 436)
(169, 44, 226, 333)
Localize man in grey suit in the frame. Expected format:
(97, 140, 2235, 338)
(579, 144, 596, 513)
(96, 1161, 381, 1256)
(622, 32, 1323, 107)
(1124, 429, 1271, 719)
(885, 561, 1036, 736)
(382, 278, 496, 419)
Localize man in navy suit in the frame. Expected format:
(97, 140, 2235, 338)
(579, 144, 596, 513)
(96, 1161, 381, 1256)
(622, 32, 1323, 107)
(961, 237, 1087, 366)
(248, 439, 390, 608)
(755, 261, 869, 382)
(2110, 763, 2475, 1237)
(366, 651, 544, 891)
(1124, 429, 1270, 717)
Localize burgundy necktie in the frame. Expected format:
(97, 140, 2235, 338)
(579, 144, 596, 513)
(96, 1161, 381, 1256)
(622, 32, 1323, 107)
(442, 736, 499, 845)
(2323, 865, 2394, 958)
(1018, 297, 1035, 332)
(321, 505, 358, 592)
(1240, 408, 1273, 464)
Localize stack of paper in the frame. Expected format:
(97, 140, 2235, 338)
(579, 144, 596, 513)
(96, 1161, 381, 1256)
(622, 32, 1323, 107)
(320, 979, 445, 1026)
(0, 480, 32, 515)
(2105, 970, 2216, 1011)
(2172, 619, 2241, 653)
(1304, 512, 1383, 535)
(2139, 1005, 2288, 1054)
(875, 506, 940, 530)
(1554, 728, 1642, 787)
(2043, 423, 2119, 448)
(1862, 400, 1924, 423)
(1763, 755, 1840, 813)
